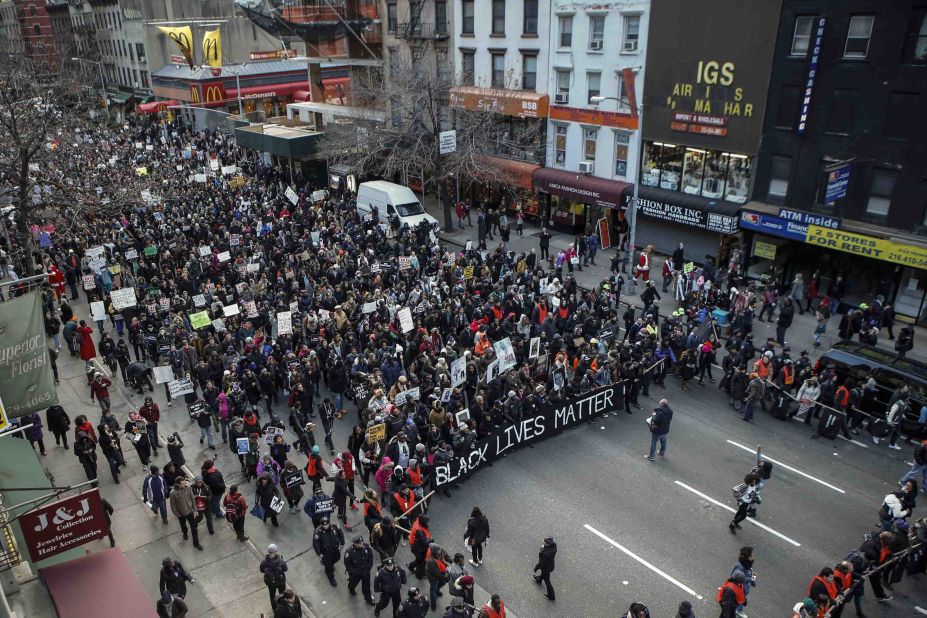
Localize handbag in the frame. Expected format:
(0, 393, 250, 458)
(250, 503, 266, 519)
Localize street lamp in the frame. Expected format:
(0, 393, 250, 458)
(71, 57, 110, 120)
(590, 93, 644, 294)
(217, 63, 248, 117)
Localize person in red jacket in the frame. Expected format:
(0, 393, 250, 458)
(76, 320, 96, 367)
(48, 265, 66, 301)
(717, 571, 746, 618)
(224, 484, 249, 542)
(89, 373, 112, 413)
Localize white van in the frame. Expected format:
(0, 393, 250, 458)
(355, 181, 439, 229)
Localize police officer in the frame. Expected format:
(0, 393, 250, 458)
(397, 587, 429, 618)
(373, 557, 406, 618)
(344, 535, 376, 605)
(312, 516, 344, 587)
(304, 486, 335, 528)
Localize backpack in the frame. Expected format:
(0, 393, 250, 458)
(224, 498, 240, 523)
(732, 483, 748, 500)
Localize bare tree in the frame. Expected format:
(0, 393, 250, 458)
(318, 54, 542, 231)
(0, 43, 152, 275)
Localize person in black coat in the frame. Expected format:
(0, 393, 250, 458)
(463, 507, 490, 567)
(45, 404, 71, 449)
(159, 557, 193, 598)
(260, 544, 288, 610)
(776, 299, 795, 346)
(313, 517, 345, 586)
(397, 587, 429, 618)
(532, 537, 557, 601)
(374, 558, 407, 617)
(344, 535, 376, 605)
(645, 400, 673, 461)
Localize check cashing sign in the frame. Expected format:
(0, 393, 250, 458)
(433, 386, 617, 487)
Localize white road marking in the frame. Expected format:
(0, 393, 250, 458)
(584, 524, 704, 600)
(726, 439, 845, 494)
(838, 435, 869, 448)
(915, 606, 927, 615)
(674, 481, 802, 547)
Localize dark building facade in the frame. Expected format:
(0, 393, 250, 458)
(747, 0, 927, 321)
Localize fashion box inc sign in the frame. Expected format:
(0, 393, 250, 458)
(19, 489, 109, 562)
(433, 386, 617, 487)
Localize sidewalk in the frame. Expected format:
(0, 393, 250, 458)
(25, 291, 518, 618)
(423, 195, 927, 366)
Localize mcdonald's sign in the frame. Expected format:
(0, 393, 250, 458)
(202, 30, 222, 68)
(203, 82, 226, 104)
(190, 84, 201, 104)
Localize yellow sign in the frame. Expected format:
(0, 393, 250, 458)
(805, 225, 927, 270)
(189, 310, 211, 330)
(753, 240, 777, 260)
(683, 261, 695, 274)
(135, 167, 148, 176)
(158, 26, 194, 68)
(366, 423, 386, 441)
(0, 396, 8, 432)
(202, 29, 222, 68)
(463, 266, 474, 280)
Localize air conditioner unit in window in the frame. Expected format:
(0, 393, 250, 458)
(589, 40, 603, 51)
(623, 40, 638, 52)
(554, 92, 568, 104)
(578, 160, 594, 174)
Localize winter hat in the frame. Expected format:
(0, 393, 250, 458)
(677, 600, 693, 616)
(267, 544, 278, 554)
(161, 590, 173, 604)
(459, 575, 474, 586)
(311, 445, 320, 454)
(450, 597, 465, 607)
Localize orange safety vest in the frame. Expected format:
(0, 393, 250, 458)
(536, 304, 547, 324)
(363, 501, 381, 518)
(481, 600, 505, 618)
(407, 467, 422, 487)
(834, 570, 851, 592)
(835, 386, 850, 407)
(782, 365, 794, 385)
(306, 456, 320, 478)
(409, 520, 430, 548)
(426, 548, 447, 573)
(754, 359, 770, 379)
(715, 581, 745, 605)
(393, 491, 415, 515)
(808, 575, 838, 600)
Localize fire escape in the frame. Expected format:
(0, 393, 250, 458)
(396, 0, 448, 64)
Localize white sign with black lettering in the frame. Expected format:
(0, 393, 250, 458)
(285, 186, 299, 205)
(397, 307, 414, 333)
(110, 287, 137, 310)
(168, 378, 195, 398)
(450, 356, 467, 387)
(277, 311, 292, 335)
(153, 366, 175, 385)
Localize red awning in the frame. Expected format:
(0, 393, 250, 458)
(292, 90, 311, 102)
(226, 81, 310, 99)
(136, 99, 179, 114)
(322, 77, 350, 87)
(532, 167, 631, 209)
(41, 548, 158, 618)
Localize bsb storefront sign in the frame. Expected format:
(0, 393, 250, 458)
(433, 386, 617, 487)
(805, 225, 927, 270)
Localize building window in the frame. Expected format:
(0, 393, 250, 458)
(33, 24, 40, 36)
(825, 89, 857, 135)
(461, 0, 473, 34)
(622, 15, 640, 52)
(555, 70, 570, 99)
(388, 48, 399, 78)
(129, 44, 134, 61)
(558, 15, 572, 48)
(767, 155, 791, 203)
(790, 15, 815, 56)
(586, 71, 600, 103)
(391, 97, 402, 128)
(387, 2, 397, 32)
(617, 76, 630, 111)
(521, 54, 537, 90)
(491, 52, 505, 88)
(867, 169, 896, 217)
(776, 85, 801, 129)
(29, 5, 36, 17)
(132, 69, 137, 85)
(844, 15, 874, 58)
(461, 51, 475, 86)
(435, 1, 447, 34)
(554, 124, 567, 165)
(902, 8, 927, 63)
(140, 70, 149, 88)
(491, 0, 505, 35)
(884, 92, 920, 139)
(589, 15, 604, 49)
(583, 127, 597, 161)
(614, 132, 629, 177)
(523, 0, 537, 35)
(682, 148, 706, 195)
(136, 43, 145, 61)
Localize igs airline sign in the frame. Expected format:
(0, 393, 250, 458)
(643, 0, 781, 154)
(20, 489, 109, 562)
(433, 386, 617, 487)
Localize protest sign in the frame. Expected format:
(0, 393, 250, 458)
(159, 298, 170, 311)
(246, 263, 259, 273)
(211, 319, 226, 331)
(311, 189, 327, 203)
(221, 165, 237, 176)
(187, 400, 207, 421)
(463, 266, 474, 280)
(529, 337, 541, 359)
(192, 294, 206, 307)
(397, 307, 414, 333)
(217, 251, 231, 262)
(277, 311, 292, 335)
(90, 301, 106, 322)
(124, 249, 138, 260)
(361, 302, 377, 314)
(485, 360, 499, 384)
(433, 386, 617, 487)
(450, 356, 467, 387)
(493, 337, 517, 372)
(263, 426, 284, 445)
(244, 301, 258, 318)
(236, 437, 250, 455)
(367, 423, 386, 441)
(209, 158, 220, 171)
(152, 366, 174, 384)
(455, 409, 470, 426)
(168, 378, 194, 398)
(189, 311, 211, 330)
(198, 245, 211, 257)
(441, 388, 453, 403)
(285, 186, 299, 205)
(143, 246, 158, 256)
(82, 274, 96, 290)
(398, 256, 412, 271)
(230, 234, 240, 247)
(194, 174, 207, 183)
(110, 287, 136, 310)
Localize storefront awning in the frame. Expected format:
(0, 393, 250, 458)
(476, 156, 539, 190)
(532, 167, 630, 209)
(108, 92, 133, 104)
(42, 548, 157, 618)
(449, 87, 549, 119)
(227, 81, 309, 100)
(136, 99, 179, 114)
(292, 90, 311, 102)
(623, 185, 740, 234)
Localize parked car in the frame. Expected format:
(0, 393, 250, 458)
(815, 341, 927, 439)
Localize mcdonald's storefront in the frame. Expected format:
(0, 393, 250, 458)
(150, 61, 313, 119)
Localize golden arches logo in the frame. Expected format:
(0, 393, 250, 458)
(190, 85, 200, 104)
(204, 85, 224, 103)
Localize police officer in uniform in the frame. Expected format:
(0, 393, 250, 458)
(344, 534, 376, 605)
(312, 516, 345, 587)
(373, 557, 407, 617)
(397, 587, 429, 618)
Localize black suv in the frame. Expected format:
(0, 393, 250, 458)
(815, 341, 926, 438)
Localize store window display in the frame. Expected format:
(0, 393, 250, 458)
(642, 141, 752, 204)
(682, 148, 706, 195)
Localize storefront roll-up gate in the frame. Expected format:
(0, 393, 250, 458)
(634, 217, 721, 267)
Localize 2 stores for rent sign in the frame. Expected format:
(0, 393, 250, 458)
(20, 489, 110, 563)
(805, 225, 927, 270)
(433, 386, 617, 486)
